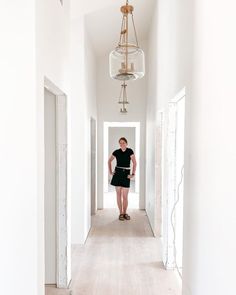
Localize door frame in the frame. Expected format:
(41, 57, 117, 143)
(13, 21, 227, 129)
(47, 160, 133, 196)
(103, 122, 141, 207)
(44, 77, 71, 288)
(162, 87, 186, 270)
(155, 110, 165, 237)
(90, 117, 97, 215)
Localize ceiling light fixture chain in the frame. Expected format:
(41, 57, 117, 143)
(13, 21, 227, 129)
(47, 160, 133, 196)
(109, 0, 145, 81)
(118, 14, 126, 46)
(131, 13, 139, 47)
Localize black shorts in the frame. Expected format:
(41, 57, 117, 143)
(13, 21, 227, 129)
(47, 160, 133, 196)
(110, 167, 131, 188)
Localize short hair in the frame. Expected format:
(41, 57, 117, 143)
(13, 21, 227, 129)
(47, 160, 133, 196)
(119, 137, 128, 144)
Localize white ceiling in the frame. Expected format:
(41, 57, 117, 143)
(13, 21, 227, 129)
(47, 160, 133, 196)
(71, 0, 156, 56)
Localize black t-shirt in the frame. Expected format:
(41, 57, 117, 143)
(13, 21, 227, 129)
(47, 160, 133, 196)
(112, 148, 134, 167)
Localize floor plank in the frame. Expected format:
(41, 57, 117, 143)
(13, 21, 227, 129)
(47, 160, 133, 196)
(46, 208, 181, 295)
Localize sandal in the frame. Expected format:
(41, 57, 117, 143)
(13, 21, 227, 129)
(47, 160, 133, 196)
(119, 214, 125, 221)
(124, 213, 131, 220)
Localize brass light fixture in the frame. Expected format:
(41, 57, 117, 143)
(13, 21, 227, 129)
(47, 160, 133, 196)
(109, 0, 145, 81)
(118, 81, 129, 113)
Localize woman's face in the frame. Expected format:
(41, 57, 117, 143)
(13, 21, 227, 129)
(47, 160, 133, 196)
(119, 140, 127, 150)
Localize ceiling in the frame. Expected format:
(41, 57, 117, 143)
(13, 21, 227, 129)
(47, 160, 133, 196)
(71, 0, 156, 56)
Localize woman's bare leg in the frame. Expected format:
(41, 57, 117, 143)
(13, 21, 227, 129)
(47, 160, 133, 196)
(116, 186, 123, 214)
(122, 187, 129, 214)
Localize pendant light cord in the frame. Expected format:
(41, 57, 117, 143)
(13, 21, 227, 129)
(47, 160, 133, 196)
(127, 0, 139, 47)
(119, 14, 126, 46)
(118, 0, 139, 48)
(131, 13, 139, 47)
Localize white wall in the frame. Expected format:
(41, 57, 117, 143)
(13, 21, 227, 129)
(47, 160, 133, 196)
(145, 4, 158, 232)
(0, 2, 37, 295)
(146, 0, 236, 294)
(70, 16, 97, 244)
(0, 0, 74, 293)
(183, 1, 236, 294)
(2, 2, 97, 292)
(84, 22, 98, 238)
(97, 44, 147, 210)
(36, 0, 71, 292)
(145, 0, 193, 231)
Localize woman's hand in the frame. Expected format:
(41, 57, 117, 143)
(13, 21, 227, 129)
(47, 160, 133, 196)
(127, 174, 135, 179)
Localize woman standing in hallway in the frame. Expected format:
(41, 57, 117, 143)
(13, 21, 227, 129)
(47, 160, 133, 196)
(108, 137, 137, 221)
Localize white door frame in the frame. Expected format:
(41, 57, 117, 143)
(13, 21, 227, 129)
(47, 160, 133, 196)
(44, 77, 71, 288)
(154, 110, 165, 237)
(103, 122, 140, 206)
(162, 87, 186, 270)
(90, 117, 97, 215)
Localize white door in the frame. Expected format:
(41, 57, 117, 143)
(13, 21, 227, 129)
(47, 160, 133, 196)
(91, 117, 97, 215)
(44, 88, 57, 284)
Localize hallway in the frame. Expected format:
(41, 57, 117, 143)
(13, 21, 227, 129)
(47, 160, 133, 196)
(1, 1, 236, 295)
(47, 209, 181, 295)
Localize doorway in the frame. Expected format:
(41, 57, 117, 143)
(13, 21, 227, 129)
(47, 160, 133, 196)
(44, 78, 71, 290)
(103, 122, 140, 209)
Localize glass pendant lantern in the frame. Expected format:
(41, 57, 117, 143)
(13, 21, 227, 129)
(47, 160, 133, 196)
(118, 81, 129, 113)
(109, 0, 145, 81)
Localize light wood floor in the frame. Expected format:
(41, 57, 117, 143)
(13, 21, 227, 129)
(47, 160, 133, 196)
(46, 208, 181, 295)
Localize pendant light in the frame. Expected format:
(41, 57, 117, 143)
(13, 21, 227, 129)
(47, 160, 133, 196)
(118, 81, 129, 113)
(109, 0, 145, 81)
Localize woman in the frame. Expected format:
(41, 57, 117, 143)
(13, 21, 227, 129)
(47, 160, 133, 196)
(108, 137, 137, 221)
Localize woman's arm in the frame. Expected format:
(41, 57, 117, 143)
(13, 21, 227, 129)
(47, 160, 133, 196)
(130, 154, 137, 177)
(108, 155, 115, 175)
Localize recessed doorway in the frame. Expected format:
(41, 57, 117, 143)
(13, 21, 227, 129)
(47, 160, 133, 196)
(103, 122, 140, 209)
(44, 78, 71, 291)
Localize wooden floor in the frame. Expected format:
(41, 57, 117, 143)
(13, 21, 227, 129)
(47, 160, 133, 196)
(46, 209, 181, 295)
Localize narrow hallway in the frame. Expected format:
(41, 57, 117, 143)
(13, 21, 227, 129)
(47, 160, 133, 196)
(2, 1, 236, 295)
(69, 209, 181, 295)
